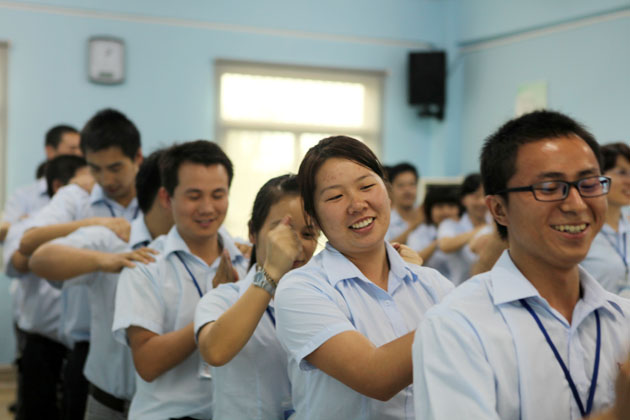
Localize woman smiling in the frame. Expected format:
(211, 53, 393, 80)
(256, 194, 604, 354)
(274, 136, 454, 420)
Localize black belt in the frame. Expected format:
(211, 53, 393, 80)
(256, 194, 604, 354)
(88, 383, 129, 413)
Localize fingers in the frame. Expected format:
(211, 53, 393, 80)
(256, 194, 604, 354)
(121, 259, 137, 269)
(128, 248, 157, 265)
(213, 251, 237, 288)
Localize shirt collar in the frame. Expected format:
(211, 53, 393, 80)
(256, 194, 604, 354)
(163, 225, 244, 264)
(129, 214, 152, 248)
(601, 216, 630, 235)
(321, 241, 412, 288)
(490, 250, 623, 319)
(89, 184, 138, 213)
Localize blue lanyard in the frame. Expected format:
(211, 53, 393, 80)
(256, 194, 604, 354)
(601, 230, 628, 270)
(174, 252, 203, 298)
(102, 201, 140, 220)
(520, 299, 601, 417)
(265, 307, 276, 327)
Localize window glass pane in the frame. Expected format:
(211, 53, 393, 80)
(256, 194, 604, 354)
(220, 73, 365, 128)
(223, 130, 296, 240)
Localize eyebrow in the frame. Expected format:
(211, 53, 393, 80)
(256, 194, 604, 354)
(535, 167, 600, 181)
(318, 174, 373, 196)
(184, 186, 228, 194)
(87, 161, 124, 170)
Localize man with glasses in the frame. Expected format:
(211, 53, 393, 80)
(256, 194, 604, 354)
(413, 110, 630, 420)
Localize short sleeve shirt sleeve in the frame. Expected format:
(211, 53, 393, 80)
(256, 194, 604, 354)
(413, 308, 500, 420)
(437, 218, 458, 239)
(194, 282, 240, 339)
(274, 271, 356, 370)
(112, 263, 165, 345)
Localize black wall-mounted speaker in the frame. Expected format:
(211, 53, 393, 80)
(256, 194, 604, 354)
(408, 51, 446, 119)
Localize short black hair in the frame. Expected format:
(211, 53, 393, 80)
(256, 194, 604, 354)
(423, 185, 461, 225)
(45, 155, 87, 198)
(460, 173, 482, 200)
(80, 109, 141, 159)
(136, 149, 166, 214)
(160, 140, 233, 196)
(601, 142, 630, 172)
(45, 125, 78, 148)
(387, 162, 419, 183)
(480, 110, 601, 239)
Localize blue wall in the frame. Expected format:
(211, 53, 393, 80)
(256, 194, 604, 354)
(452, 0, 630, 174)
(0, 0, 448, 363)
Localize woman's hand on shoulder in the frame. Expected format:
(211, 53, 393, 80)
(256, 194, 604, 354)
(391, 242, 423, 266)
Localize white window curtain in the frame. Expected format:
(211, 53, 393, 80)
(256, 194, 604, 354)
(216, 60, 384, 239)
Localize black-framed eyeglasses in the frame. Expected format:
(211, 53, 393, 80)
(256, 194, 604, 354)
(496, 175, 611, 202)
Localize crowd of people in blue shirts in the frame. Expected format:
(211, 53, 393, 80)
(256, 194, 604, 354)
(1, 108, 630, 420)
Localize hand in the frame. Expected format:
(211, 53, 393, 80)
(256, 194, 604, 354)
(98, 247, 158, 273)
(212, 250, 240, 288)
(99, 218, 131, 242)
(71, 172, 96, 193)
(611, 353, 630, 420)
(262, 216, 303, 283)
(235, 242, 252, 260)
(391, 242, 423, 266)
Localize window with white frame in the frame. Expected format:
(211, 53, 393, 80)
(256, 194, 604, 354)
(216, 60, 384, 240)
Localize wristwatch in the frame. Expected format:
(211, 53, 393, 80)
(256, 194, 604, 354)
(253, 266, 276, 296)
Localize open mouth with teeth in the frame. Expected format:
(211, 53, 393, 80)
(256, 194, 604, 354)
(196, 218, 215, 227)
(552, 224, 587, 234)
(350, 217, 374, 230)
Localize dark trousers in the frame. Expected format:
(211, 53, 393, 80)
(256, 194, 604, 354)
(12, 325, 27, 416)
(62, 341, 90, 420)
(16, 332, 67, 420)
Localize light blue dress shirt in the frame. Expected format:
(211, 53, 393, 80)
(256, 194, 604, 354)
(50, 216, 155, 400)
(407, 223, 451, 280)
(3, 213, 61, 342)
(2, 178, 52, 330)
(436, 213, 480, 285)
(385, 208, 409, 241)
(582, 217, 630, 296)
(23, 183, 138, 347)
(112, 226, 247, 420)
(275, 241, 453, 420)
(194, 266, 292, 420)
(2, 178, 49, 224)
(413, 251, 630, 420)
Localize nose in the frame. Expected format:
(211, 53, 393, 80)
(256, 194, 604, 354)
(101, 170, 116, 188)
(347, 191, 367, 214)
(560, 184, 588, 212)
(198, 196, 216, 214)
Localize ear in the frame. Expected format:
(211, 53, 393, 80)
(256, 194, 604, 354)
(158, 187, 172, 211)
(45, 145, 55, 160)
(134, 149, 144, 166)
(486, 195, 508, 229)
